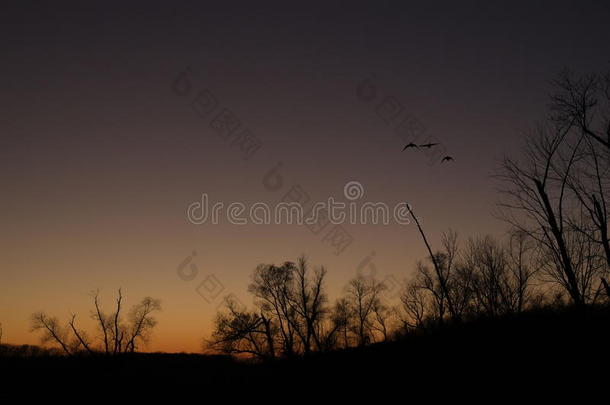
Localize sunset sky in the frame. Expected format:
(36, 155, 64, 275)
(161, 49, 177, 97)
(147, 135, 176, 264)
(2, 1, 610, 353)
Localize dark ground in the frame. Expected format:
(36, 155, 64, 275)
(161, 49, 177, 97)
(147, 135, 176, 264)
(2, 306, 608, 398)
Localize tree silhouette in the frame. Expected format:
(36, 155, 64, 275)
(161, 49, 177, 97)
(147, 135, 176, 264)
(210, 255, 330, 357)
(344, 274, 386, 346)
(30, 289, 161, 355)
(499, 70, 610, 305)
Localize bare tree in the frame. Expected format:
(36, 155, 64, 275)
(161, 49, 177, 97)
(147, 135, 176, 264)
(248, 261, 299, 356)
(30, 312, 72, 355)
(125, 297, 162, 352)
(288, 256, 328, 354)
(407, 203, 460, 321)
(210, 256, 330, 358)
(564, 135, 610, 269)
(208, 298, 274, 359)
(68, 314, 94, 355)
(505, 230, 539, 312)
(328, 297, 352, 349)
(112, 289, 123, 354)
(497, 70, 610, 304)
(399, 282, 429, 330)
(462, 235, 533, 316)
(91, 289, 110, 353)
(399, 230, 464, 327)
(30, 289, 161, 355)
(370, 299, 391, 342)
(537, 220, 607, 303)
(345, 275, 386, 346)
(550, 70, 610, 151)
(498, 69, 610, 304)
(400, 231, 539, 330)
(498, 124, 586, 304)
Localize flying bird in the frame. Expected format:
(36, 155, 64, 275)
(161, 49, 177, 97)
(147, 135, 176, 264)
(419, 143, 440, 148)
(441, 156, 454, 163)
(402, 142, 418, 150)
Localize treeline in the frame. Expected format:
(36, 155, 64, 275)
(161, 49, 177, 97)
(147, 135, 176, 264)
(207, 233, 600, 360)
(0, 343, 63, 358)
(208, 69, 610, 359)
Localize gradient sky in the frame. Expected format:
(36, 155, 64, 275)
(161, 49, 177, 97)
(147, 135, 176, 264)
(1, 1, 610, 353)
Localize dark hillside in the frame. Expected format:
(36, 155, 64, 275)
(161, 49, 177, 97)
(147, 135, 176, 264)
(3, 306, 608, 396)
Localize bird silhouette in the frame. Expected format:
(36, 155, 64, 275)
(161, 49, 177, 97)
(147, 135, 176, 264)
(419, 143, 439, 148)
(402, 143, 418, 150)
(441, 156, 454, 163)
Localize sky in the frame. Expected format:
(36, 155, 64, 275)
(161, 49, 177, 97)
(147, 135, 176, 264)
(1, 1, 609, 353)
